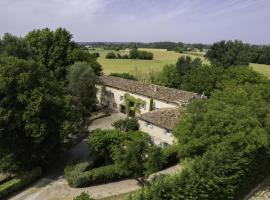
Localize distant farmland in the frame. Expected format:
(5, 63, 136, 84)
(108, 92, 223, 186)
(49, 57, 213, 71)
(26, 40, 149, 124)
(92, 48, 207, 78)
(91, 48, 270, 79)
(250, 63, 270, 79)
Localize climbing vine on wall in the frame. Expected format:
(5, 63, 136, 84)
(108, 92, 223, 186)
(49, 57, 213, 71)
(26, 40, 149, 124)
(124, 93, 145, 116)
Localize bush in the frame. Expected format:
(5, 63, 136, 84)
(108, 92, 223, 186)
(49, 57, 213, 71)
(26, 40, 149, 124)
(161, 145, 179, 168)
(112, 118, 139, 132)
(0, 167, 42, 199)
(64, 161, 93, 187)
(106, 52, 117, 59)
(74, 192, 94, 200)
(65, 164, 129, 188)
(88, 129, 127, 165)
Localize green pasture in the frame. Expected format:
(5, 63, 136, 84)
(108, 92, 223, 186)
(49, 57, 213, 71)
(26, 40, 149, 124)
(92, 48, 207, 76)
(91, 48, 270, 79)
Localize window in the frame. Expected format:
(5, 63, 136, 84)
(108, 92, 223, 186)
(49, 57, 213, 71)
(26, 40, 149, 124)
(120, 95, 124, 101)
(113, 103, 117, 108)
(111, 92, 114, 98)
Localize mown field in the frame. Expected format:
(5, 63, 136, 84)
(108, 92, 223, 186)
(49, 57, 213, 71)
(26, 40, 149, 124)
(92, 48, 206, 76)
(250, 63, 270, 78)
(91, 48, 270, 79)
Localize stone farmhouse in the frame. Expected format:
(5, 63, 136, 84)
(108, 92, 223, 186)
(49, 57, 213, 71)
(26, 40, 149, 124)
(97, 75, 200, 146)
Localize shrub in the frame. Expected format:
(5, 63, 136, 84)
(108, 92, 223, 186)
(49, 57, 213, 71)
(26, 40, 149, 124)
(161, 145, 179, 168)
(0, 167, 42, 199)
(65, 164, 129, 188)
(74, 192, 94, 200)
(112, 118, 139, 132)
(88, 129, 148, 165)
(64, 161, 93, 187)
(88, 129, 127, 165)
(106, 52, 117, 59)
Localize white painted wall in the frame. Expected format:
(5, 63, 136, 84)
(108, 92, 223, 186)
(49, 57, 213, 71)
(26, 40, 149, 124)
(138, 119, 175, 146)
(96, 85, 177, 114)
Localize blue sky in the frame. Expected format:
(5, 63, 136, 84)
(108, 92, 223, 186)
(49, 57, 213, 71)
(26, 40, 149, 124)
(0, 0, 269, 44)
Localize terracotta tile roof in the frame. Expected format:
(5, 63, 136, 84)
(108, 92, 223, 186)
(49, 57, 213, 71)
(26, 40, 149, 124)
(137, 108, 183, 130)
(100, 75, 198, 105)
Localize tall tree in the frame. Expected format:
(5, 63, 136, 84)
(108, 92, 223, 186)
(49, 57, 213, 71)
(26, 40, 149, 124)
(206, 40, 250, 68)
(0, 33, 32, 59)
(68, 62, 97, 124)
(0, 57, 76, 171)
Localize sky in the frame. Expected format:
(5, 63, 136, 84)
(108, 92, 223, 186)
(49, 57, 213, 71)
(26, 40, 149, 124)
(0, 0, 269, 44)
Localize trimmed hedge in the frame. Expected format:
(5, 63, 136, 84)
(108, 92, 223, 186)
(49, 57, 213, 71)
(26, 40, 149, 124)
(65, 163, 129, 188)
(0, 167, 42, 199)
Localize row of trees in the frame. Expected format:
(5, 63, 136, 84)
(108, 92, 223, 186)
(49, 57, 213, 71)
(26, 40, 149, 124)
(82, 42, 209, 52)
(106, 49, 153, 60)
(0, 28, 101, 173)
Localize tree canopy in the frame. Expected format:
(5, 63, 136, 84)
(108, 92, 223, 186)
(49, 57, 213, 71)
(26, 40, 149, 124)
(0, 57, 77, 171)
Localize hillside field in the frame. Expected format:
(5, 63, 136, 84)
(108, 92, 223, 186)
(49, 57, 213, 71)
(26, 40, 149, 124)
(91, 48, 270, 79)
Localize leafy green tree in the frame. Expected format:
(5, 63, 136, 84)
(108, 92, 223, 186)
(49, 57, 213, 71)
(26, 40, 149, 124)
(114, 138, 148, 183)
(154, 64, 181, 88)
(68, 62, 97, 123)
(0, 33, 32, 59)
(25, 27, 85, 81)
(176, 56, 202, 76)
(69, 48, 102, 76)
(106, 52, 117, 59)
(0, 57, 75, 171)
(181, 65, 223, 96)
(145, 146, 164, 176)
(129, 49, 139, 59)
(206, 40, 250, 68)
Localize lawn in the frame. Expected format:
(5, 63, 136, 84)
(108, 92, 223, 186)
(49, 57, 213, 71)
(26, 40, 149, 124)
(91, 48, 270, 80)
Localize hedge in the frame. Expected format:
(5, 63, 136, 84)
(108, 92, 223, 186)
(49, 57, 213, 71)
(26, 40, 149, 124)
(65, 163, 129, 188)
(0, 167, 42, 199)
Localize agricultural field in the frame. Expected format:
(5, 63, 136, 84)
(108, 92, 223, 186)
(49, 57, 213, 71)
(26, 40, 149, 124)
(250, 63, 270, 79)
(92, 48, 207, 77)
(91, 48, 270, 80)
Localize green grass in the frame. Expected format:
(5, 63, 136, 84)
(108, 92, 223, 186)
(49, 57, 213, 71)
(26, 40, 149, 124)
(91, 48, 270, 80)
(250, 63, 270, 79)
(93, 48, 208, 76)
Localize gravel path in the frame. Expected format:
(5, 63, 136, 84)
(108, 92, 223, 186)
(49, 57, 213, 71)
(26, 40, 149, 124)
(8, 113, 182, 200)
(9, 165, 181, 200)
(248, 176, 270, 200)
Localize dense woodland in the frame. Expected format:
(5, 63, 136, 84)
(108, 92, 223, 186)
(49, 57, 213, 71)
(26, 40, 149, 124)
(1, 28, 270, 200)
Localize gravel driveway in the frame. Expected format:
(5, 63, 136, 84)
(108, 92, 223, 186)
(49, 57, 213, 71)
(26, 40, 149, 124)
(9, 112, 182, 200)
